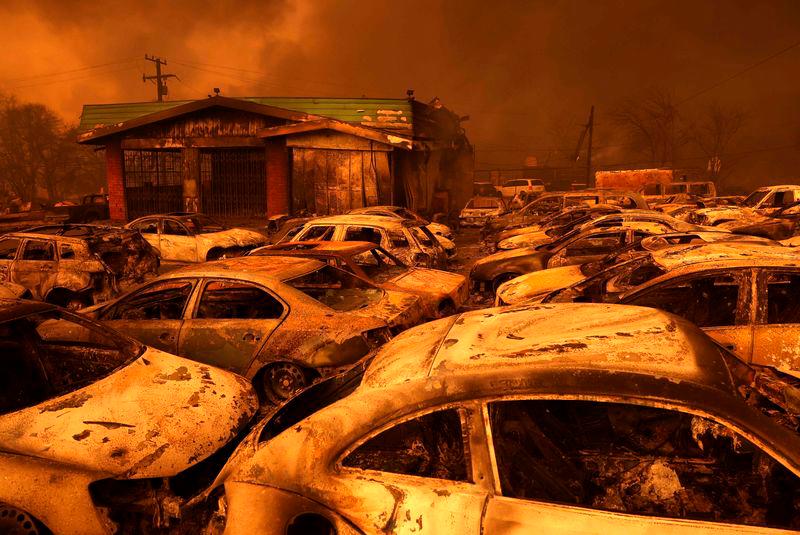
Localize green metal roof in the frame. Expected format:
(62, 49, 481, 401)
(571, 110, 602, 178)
(78, 97, 414, 133)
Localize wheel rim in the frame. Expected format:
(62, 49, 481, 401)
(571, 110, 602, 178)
(264, 363, 306, 403)
(0, 504, 41, 535)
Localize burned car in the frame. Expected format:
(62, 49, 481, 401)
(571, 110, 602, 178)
(0, 299, 257, 535)
(251, 241, 468, 318)
(0, 226, 159, 309)
(497, 208, 705, 250)
(347, 205, 454, 240)
(286, 214, 448, 268)
(207, 303, 800, 534)
(540, 243, 800, 377)
(82, 256, 422, 403)
(459, 195, 508, 227)
(484, 189, 648, 236)
(496, 232, 779, 305)
(493, 203, 622, 250)
(125, 212, 267, 263)
(470, 221, 677, 293)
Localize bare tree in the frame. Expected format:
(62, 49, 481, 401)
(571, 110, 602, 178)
(612, 88, 688, 167)
(688, 103, 746, 186)
(0, 96, 104, 205)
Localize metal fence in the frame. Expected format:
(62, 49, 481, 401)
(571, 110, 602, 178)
(122, 150, 183, 219)
(200, 149, 266, 218)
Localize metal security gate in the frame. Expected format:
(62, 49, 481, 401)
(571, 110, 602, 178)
(200, 149, 266, 218)
(122, 150, 183, 220)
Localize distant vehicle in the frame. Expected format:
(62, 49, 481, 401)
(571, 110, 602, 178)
(125, 212, 267, 263)
(83, 256, 422, 403)
(251, 241, 468, 319)
(0, 299, 257, 535)
(459, 196, 507, 227)
(0, 227, 158, 309)
(65, 194, 109, 223)
(498, 178, 545, 198)
(208, 303, 800, 535)
(741, 185, 800, 214)
(287, 215, 448, 268)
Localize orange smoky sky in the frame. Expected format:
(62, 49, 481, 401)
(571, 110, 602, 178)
(2, 0, 800, 186)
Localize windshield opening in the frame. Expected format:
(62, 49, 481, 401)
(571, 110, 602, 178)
(287, 265, 383, 311)
(352, 247, 408, 283)
(182, 215, 227, 234)
(742, 190, 769, 208)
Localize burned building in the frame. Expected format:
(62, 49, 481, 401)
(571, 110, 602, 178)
(76, 95, 472, 222)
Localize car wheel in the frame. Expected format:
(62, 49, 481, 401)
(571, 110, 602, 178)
(261, 362, 308, 405)
(438, 300, 457, 318)
(64, 296, 90, 311)
(0, 503, 47, 535)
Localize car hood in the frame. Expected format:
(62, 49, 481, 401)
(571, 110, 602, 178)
(498, 230, 552, 250)
(426, 222, 452, 237)
(474, 245, 540, 268)
(0, 347, 258, 479)
(389, 268, 465, 298)
(351, 289, 423, 328)
(197, 228, 267, 248)
(496, 265, 586, 305)
(495, 224, 544, 243)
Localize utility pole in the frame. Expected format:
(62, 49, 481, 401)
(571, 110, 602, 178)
(143, 55, 177, 102)
(586, 105, 594, 186)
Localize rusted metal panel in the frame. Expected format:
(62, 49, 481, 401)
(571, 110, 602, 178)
(292, 148, 391, 215)
(200, 149, 267, 218)
(285, 131, 393, 151)
(120, 137, 265, 149)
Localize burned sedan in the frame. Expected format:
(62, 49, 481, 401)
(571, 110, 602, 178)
(470, 221, 676, 294)
(0, 299, 257, 535)
(540, 243, 800, 377)
(125, 212, 267, 263)
(347, 205, 454, 241)
(207, 303, 800, 534)
(251, 240, 468, 318)
(0, 226, 159, 309)
(286, 215, 448, 268)
(496, 231, 780, 305)
(83, 256, 422, 403)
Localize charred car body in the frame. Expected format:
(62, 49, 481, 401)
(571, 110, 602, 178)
(251, 241, 468, 318)
(208, 304, 800, 534)
(125, 213, 267, 263)
(470, 221, 680, 294)
(0, 226, 159, 309)
(82, 256, 422, 403)
(0, 299, 258, 534)
(286, 215, 448, 268)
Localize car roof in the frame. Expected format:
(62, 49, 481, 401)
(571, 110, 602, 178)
(0, 232, 86, 245)
(161, 255, 325, 282)
(256, 241, 377, 256)
(0, 298, 57, 322)
(362, 303, 737, 394)
(650, 243, 800, 270)
(304, 215, 416, 229)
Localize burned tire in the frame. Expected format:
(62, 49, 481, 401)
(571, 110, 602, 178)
(437, 300, 457, 318)
(206, 248, 224, 261)
(260, 362, 308, 405)
(0, 502, 48, 535)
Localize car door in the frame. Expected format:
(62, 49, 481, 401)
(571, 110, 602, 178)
(99, 278, 196, 354)
(129, 218, 160, 254)
(482, 397, 800, 534)
(178, 279, 285, 374)
(752, 268, 800, 376)
(338, 405, 490, 534)
(0, 237, 21, 283)
(547, 231, 628, 268)
(160, 219, 198, 262)
(622, 269, 754, 360)
(11, 239, 58, 299)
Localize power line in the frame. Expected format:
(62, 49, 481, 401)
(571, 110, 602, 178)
(143, 55, 177, 102)
(678, 37, 800, 105)
(2, 57, 139, 84)
(2, 65, 139, 90)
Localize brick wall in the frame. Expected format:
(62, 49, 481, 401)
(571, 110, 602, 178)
(265, 138, 290, 217)
(105, 139, 127, 221)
